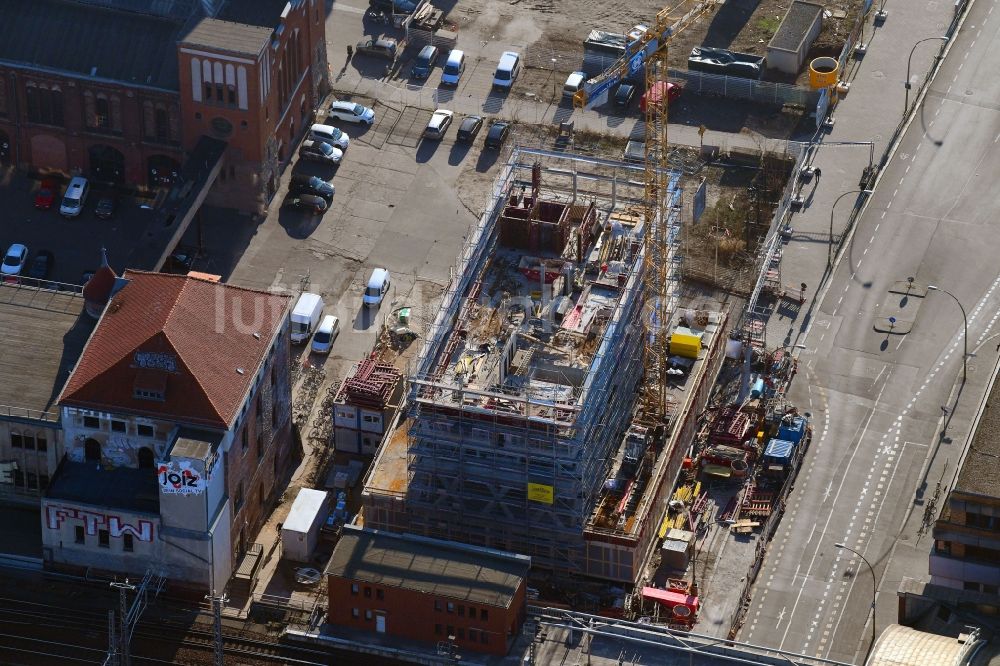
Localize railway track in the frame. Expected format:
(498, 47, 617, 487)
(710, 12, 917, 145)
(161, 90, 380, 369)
(0, 594, 384, 665)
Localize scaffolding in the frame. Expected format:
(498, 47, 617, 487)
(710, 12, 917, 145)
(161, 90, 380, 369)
(364, 150, 682, 574)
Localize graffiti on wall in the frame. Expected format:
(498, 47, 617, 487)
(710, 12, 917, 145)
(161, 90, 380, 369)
(156, 459, 205, 495)
(45, 504, 154, 542)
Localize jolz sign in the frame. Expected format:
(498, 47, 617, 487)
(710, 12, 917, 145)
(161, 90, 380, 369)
(156, 460, 205, 495)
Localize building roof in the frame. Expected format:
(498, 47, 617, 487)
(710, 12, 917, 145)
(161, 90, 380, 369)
(216, 0, 295, 28)
(326, 527, 531, 608)
(180, 16, 272, 56)
(956, 357, 1000, 498)
(46, 459, 159, 513)
(868, 624, 985, 666)
(768, 1, 824, 53)
(0, 284, 93, 424)
(283, 488, 329, 533)
(0, 0, 185, 90)
(59, 271, 290, 429)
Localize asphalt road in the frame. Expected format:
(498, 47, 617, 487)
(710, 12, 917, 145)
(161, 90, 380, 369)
(743, 0, 1000, 661)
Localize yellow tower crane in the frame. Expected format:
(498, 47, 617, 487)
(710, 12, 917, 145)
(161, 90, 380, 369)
(574, 0, 718, 419)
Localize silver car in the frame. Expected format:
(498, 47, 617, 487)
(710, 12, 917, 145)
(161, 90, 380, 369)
(328, 101, 375, 126)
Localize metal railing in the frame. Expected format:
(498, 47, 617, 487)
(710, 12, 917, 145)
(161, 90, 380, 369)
(0, 403, 60, 423)
(669, 69, 820, 107)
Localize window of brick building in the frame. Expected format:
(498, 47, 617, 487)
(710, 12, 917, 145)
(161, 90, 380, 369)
(351, 583, 359, 595)
(10, 433, 21, 448)
(481, 632, 488, 645)
(83, 416, 100, 429)
(74, 526, 85, 544)
(137, 424, 154, 438)
(26, 472, 36, 489)
(123, 534, 134, 552)
(365, 610, 372, 621)
(480, 609, 489, 621)
(25, 82, 64, 126)
(376, 589, 384, 601)
(447, 602, 454, 613)
(435, 624, 443, 635)
(22, 435, 34, 451)
(111, 420, 126, 433)
(235, 482, 244, 512)
(364, 586, 371, 598)
(469, 629, 478, 642)
(434, 600, 442, 611)
(98, 529, 110, 548)
(457, 605, 464, 617)
(36, 435, 47, 452)
(241, 427, 249, 453)
(352, 608, 359, 618)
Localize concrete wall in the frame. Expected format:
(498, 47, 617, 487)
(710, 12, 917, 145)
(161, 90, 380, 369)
(62, 407, 176, 467)
(0, 418, 63, 501)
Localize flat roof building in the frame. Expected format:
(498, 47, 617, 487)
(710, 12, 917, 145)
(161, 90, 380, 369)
(325, 525, 530, 655)
(0, 283, 94, 503)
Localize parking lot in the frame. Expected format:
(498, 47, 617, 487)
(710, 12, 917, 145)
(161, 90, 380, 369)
(0, 172, 153, 287)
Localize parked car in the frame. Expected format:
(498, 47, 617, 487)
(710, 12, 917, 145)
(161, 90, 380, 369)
(309, 124, 350, 150)
(1, 243, 28, 281)
(328, 101, 375, 126)
(311, 315, 341, 354)
(563, 71, 586, 99)
(300, 140, 343, 165)
(492, 51, 521, 91)
(94, 196, 117, 220)
(363, 268, 391, 308)
(456, 115, 483, 144)
(484, 120, 511, 149)
(639, 81, 682, 113)
(440, 49, 466, 86)
(411, 44, 440, 80)
(291, 174, 335, 202)
(27, 250, 53, 280)
(284, 193, 329, 214)
(614, 83, 636, 107)
(423, 109, 454, 140)
(355, 37, 398, 61)
(59, 176, 90, 217)
(34, 179, 58, 210)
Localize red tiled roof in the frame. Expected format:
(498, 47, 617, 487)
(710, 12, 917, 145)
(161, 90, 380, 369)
(60, 271, 291, 429)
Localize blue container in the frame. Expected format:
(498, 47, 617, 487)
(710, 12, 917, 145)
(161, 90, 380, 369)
(764, 438, 794, 464)
(750, 377, 765, 399)
(778, 416, 806, 444)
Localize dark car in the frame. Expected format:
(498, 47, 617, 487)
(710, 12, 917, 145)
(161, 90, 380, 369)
(456, 115, 483, 143)
(484, 120, 511, 149)
(411, 44, 440, 80)
(27, 250, 53, 280)
(355, 37, 398, 61)
(94, 196, 117, 220)
(614, 83, 636, 107)
(284, 193, 329, 214)
(163, 249, 195, 274)
(34, 179, 58, 210)
(290, 174, 335, 202)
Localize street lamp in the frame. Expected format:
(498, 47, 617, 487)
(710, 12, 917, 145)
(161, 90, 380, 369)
(905, 36, 949, 113)
(927, 285, 969, 383)
(835, 543, 876, 656)
(828, 189, 873, 270)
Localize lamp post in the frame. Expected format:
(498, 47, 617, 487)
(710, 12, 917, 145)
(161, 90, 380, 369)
(835, 543, 876, 656)
(905, 36, 949, 113)
(927, 285, 968, 383)
(828, 189, 873, 270)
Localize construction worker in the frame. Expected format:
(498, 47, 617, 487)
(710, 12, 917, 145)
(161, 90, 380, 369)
(346, 44, 353, 61)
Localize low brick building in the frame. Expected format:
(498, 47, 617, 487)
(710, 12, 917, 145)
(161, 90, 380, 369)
(325, 526, 531, 656)
(43, 271, 293, 591)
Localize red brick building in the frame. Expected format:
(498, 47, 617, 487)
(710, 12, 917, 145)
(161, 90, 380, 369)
(43, 271, 294, 591)
(0, 0, 328, 212)
(325, 526, 531, 657)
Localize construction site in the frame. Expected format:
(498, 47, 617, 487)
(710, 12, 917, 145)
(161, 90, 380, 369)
(358, 0, 813, 637)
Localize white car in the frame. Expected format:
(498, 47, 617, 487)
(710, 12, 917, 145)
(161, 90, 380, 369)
(423, 109, 454, 140)
(1, 243, 28, 278)
(328, 101, 375, 126)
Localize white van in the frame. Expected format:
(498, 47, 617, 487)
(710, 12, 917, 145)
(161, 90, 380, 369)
(492, 51, 521, 91)
(363, 268, 391, 309)
(60, 176, 89, 217)
(290, 292, 324, 344)
(308, 123, 350, 150)
(563, 71, 586, 99)
(440, 49, 466, 86)
(311, 315, 341, 354)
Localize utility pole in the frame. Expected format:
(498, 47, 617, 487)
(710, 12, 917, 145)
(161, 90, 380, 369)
(111, 579, 135, 666)
(206, 590, 227, 666)
(105, 609, 119, 666)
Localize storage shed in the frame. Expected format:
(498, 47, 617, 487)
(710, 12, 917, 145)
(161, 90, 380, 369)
(766, 1, 824, 75)
(281, 488, 330, 563)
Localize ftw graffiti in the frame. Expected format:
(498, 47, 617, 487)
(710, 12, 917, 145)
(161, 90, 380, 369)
(45, 505, 154, 542)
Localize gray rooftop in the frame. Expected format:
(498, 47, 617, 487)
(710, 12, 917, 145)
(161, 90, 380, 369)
(326, 527, 531, 608)
(168, 427, 222, 461)
(180, 16, 272, 56)
(47, 460, 159, 513)
(216, 0, 292, 28)
(0, 285, 92, 423)
(0, 0, 185, 90)
(768, 1, 824, 53)
(956, 359, 1000, 497)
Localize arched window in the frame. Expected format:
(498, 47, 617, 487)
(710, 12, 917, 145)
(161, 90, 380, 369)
(137, 447, 154, 469)
(84, 438, 101, 462)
